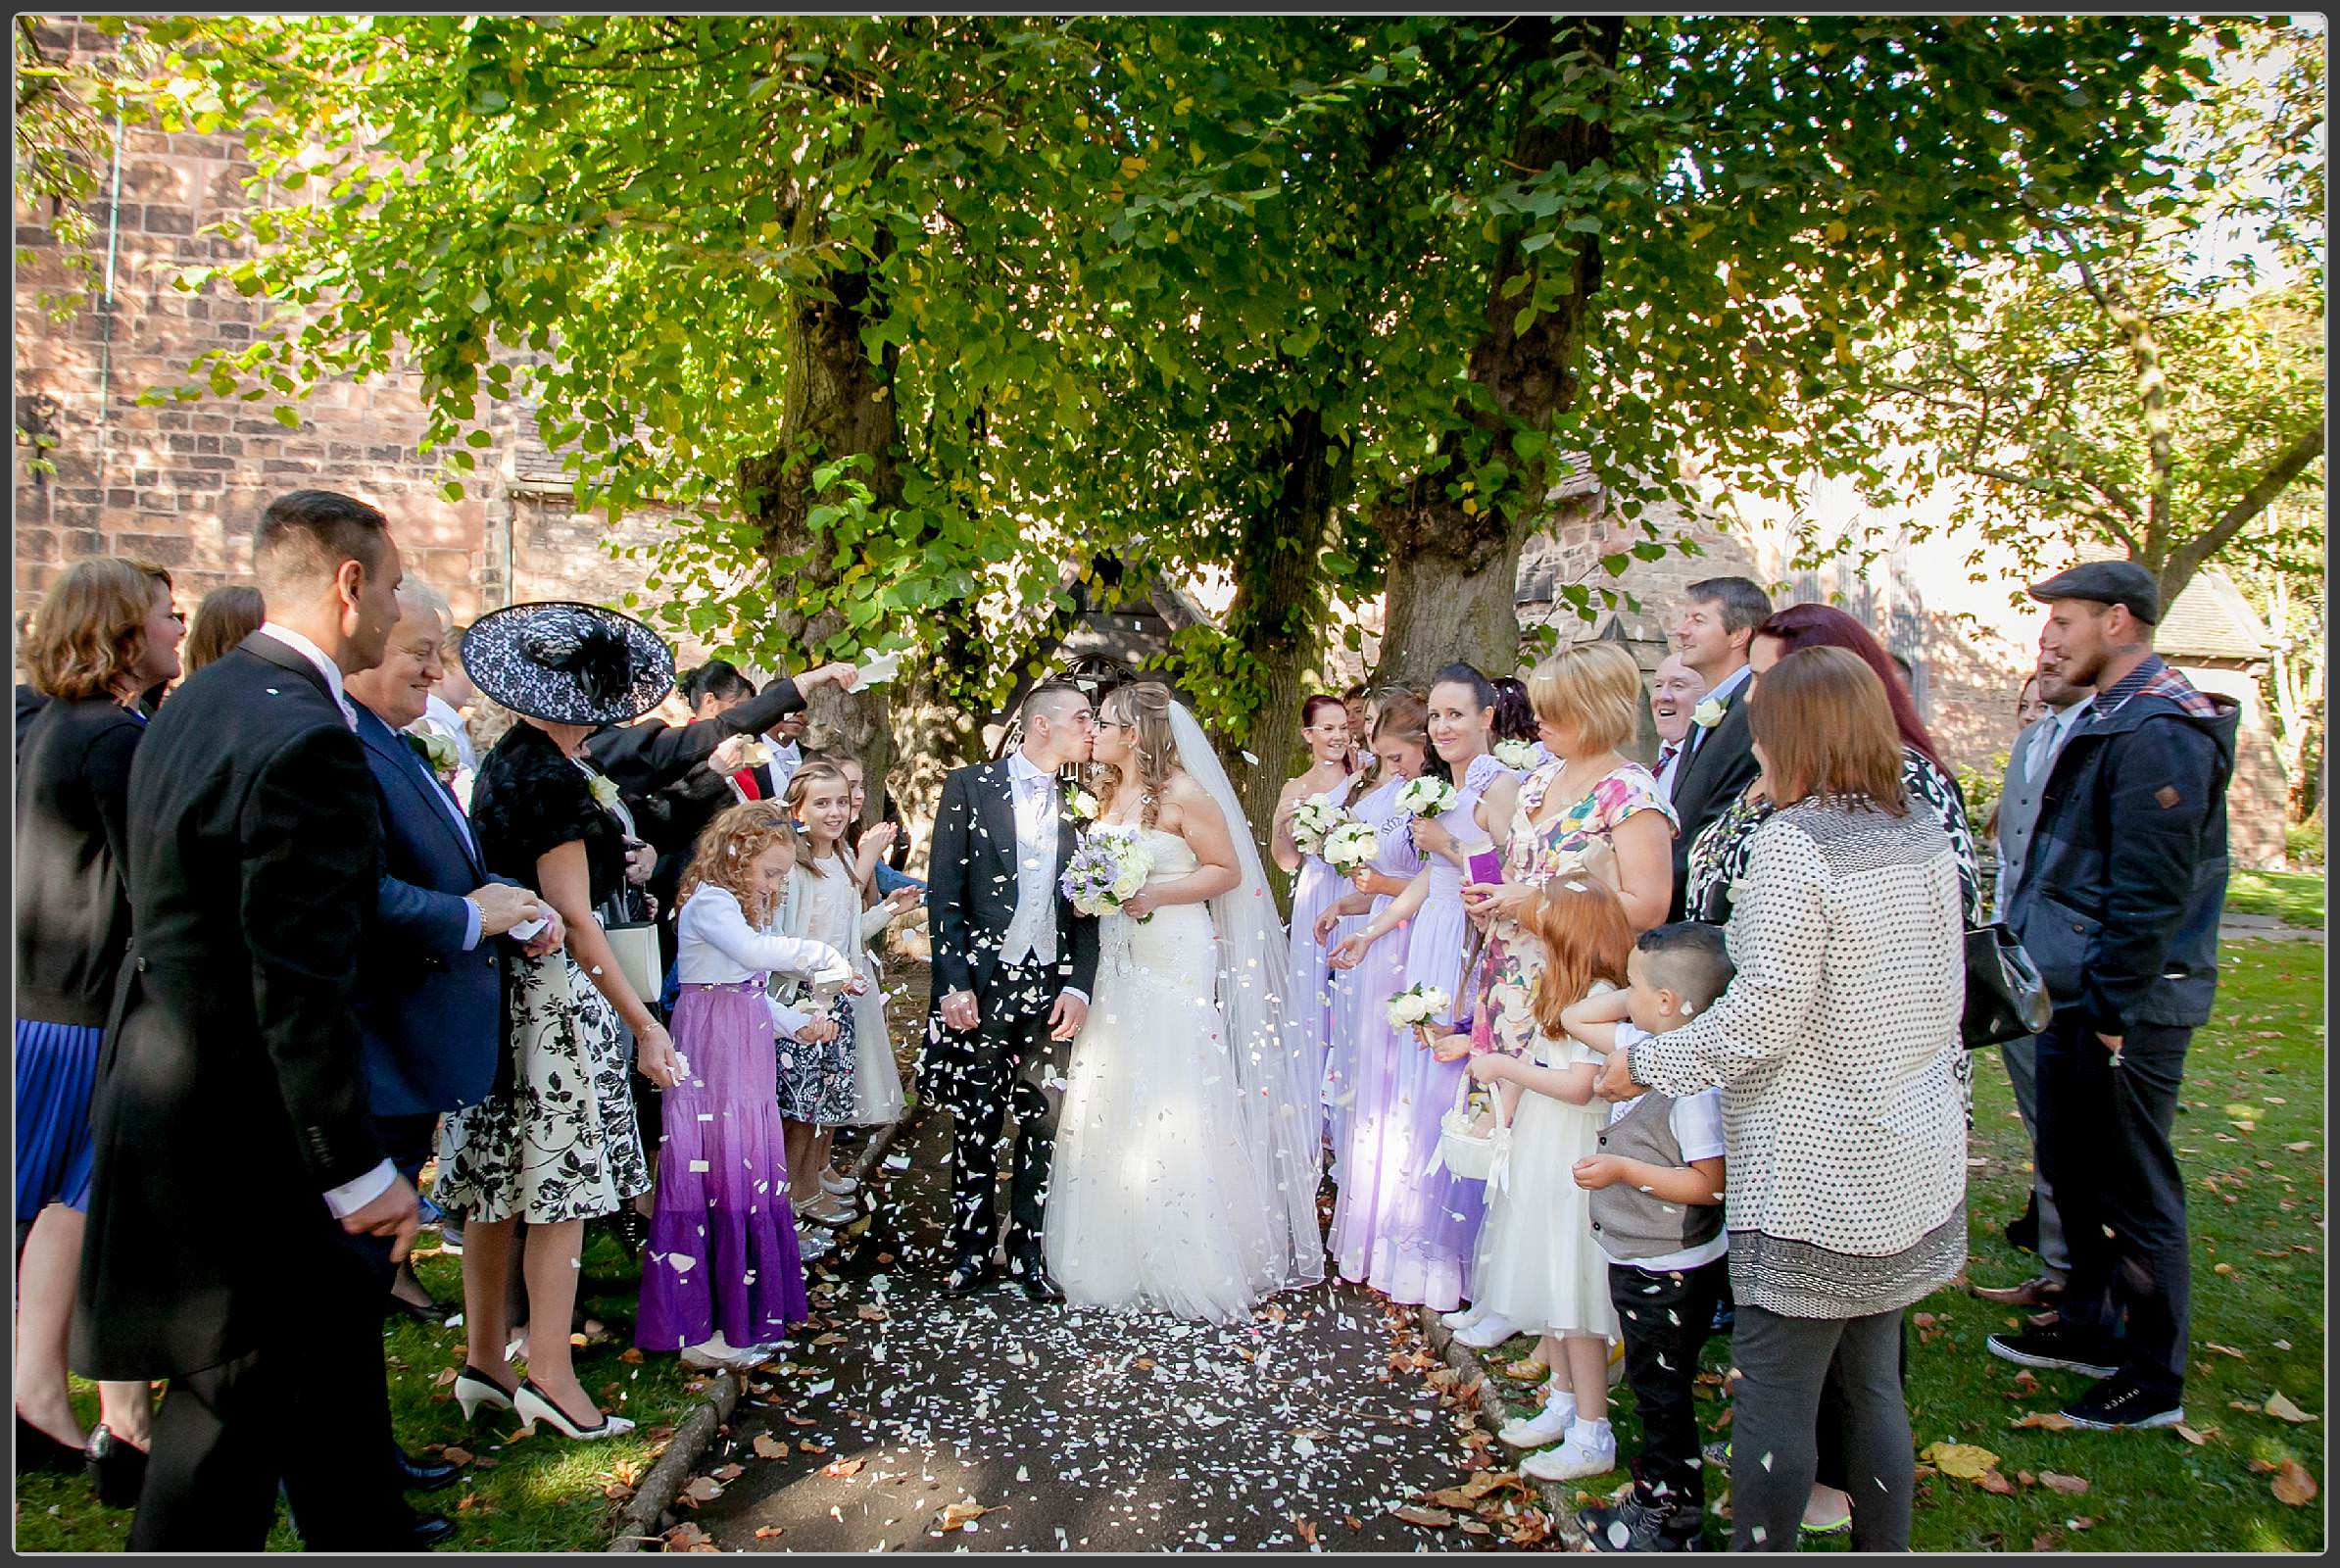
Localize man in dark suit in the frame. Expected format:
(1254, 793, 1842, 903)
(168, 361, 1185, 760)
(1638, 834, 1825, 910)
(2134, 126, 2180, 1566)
(73, 490, 420, 1549)
(344, 591, 558, 1310)
(921, 682, 1100, 1301)
(1665, 576, 1773, 922)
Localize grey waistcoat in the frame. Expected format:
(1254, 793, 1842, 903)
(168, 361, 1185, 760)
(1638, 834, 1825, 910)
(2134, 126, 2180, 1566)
(1586, 1091, 1724, 1264)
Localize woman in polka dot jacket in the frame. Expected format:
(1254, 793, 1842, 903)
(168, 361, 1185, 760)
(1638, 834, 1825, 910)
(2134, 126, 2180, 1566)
(1597, 648, 1965, 1551)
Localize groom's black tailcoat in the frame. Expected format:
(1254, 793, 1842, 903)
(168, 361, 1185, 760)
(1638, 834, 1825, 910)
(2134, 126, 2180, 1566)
(920, 757, 1099, 1260)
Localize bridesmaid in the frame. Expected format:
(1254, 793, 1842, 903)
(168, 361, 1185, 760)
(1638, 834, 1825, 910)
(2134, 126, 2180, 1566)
(1325, 664, 1507, 1310)
(1271, 694, 1358, 1157)
(1312, 691, 1430, 1187)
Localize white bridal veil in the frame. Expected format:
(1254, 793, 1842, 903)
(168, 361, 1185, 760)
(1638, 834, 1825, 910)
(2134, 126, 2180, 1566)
(1165, 701, 1330, 1293)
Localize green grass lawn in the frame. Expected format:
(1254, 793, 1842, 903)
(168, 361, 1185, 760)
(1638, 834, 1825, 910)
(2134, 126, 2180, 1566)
(1479, 939, 2325, 1552)
(2224, 868, 2327, 929)
(13, 1225, 710, 1552)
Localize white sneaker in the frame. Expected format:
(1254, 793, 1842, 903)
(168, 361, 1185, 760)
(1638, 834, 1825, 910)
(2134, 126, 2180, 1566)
(1439, 1302, 1486, 1331)
(1520, 1420, 1619, 1483)
(1497, 1392, 1578, 1448)
(1452, 1311, 1520, 1349)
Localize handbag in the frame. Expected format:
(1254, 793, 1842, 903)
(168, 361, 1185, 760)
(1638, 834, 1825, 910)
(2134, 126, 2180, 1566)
(601, 919, 665, 1007)
(1962, 922, 2052, 1052)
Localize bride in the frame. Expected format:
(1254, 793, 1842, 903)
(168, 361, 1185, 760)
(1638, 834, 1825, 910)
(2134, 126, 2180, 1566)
(1043, 681, 1328, 1321)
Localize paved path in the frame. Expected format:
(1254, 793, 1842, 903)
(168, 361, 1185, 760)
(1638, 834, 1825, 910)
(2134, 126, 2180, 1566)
(685, 1106, 1505, 1552)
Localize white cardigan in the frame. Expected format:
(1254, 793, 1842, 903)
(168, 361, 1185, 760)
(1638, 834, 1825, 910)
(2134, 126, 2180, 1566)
(772, 854, 895, 1001)
(676, 885, 846, 1039)
(1629, 799, 1967, 1318)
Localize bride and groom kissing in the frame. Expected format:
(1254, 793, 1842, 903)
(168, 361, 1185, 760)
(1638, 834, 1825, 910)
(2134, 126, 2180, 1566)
(920, 679, 1326, 1321)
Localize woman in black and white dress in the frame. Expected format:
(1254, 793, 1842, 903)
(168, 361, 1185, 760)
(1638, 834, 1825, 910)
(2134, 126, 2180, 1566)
(432, 603, 683, 1442)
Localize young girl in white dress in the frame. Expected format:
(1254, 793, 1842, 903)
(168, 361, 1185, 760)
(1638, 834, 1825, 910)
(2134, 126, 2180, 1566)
(1455, 876, 1637, 1482)
(826, 754, 922, 1167)
(774, 762, 872, 1255)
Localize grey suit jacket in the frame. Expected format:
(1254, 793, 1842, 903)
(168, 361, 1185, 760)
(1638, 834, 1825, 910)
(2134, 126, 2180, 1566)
(1991, 715, 2060, 922)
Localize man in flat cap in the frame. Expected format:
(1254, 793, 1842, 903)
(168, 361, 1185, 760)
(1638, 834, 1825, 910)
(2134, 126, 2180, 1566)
(1984, 560, 2240, 1434)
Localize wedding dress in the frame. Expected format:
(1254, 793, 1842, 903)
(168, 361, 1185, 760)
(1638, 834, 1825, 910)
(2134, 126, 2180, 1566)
(1043, 707, 1327, 1322)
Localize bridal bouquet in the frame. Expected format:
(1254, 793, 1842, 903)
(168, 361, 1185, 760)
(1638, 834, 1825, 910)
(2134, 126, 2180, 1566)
(1395, 775, 1459, 818)
(1320, 818, 1380, 874)
(1061, 827, 1154, 920)
(1290, 798, 1345, 858)
(1387, 982, 1452, 1033)
(1492, 738, 1539, 771)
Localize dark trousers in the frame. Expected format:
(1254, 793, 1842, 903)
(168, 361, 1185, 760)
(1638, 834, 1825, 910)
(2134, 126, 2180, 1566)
(1728, 1303, 1912, 1552)
(2035, 1012, 2192, 1394)
(1608, 1255, 1729, 1518)
(939, 961, 1068, 1261)
(129, 1238, 406, 1549)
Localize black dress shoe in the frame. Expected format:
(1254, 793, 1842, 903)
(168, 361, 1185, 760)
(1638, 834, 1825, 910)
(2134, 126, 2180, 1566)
(84, 1423, 147, 1508)
(385, 1292, 453, 1326)
(394, 1444, 462, 1494)
(17, 1412, 85, 1476)
(407, 1509, 456, 1548)
(2004, 1193, 2040, 1255)
(1006, 1250, 1066, 1304)
(941, 1254, 998, 1298)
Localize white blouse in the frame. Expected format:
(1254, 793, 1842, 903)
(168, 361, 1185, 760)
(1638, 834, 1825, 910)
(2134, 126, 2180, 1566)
(676, 885, 847, 1038)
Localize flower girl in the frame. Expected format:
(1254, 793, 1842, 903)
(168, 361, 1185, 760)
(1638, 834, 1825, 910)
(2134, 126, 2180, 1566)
(638, 803, 851, 1369)
(1450, 876, 1636, 1482)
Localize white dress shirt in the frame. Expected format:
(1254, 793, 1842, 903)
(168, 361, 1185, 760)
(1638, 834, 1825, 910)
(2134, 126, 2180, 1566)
(257, 625, 397, 1219)
(1654, 738, 1686, 796)
(1000, 750, 1064, 970)
(2026, 698, 2093, 786)
(417, 692, 480, 773)
(1684, 661, 1753, 764)
(761, 735, 804, 796)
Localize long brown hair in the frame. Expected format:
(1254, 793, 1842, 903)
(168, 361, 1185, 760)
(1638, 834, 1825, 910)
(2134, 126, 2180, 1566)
(783, 760, 859, 881)
(1753, 603, 1942, 772)
(1097, 680, 1180, 830)
(677, 801, 802, 929)
(1522, 875, 1636, 1039)
(182, 585, 265, 674)
(1751, 646, 1910, 814)
(1342, 687, 1428, 808)
(24, 557, 173, 701)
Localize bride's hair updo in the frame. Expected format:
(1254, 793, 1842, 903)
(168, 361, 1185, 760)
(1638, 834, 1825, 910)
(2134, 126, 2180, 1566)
(1097, 680, 1180, 829)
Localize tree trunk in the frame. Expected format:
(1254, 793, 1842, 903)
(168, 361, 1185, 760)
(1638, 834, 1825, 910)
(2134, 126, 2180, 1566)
(739, 239, 901, 827)
(1369, 16, 1619, 686)
(1221, 406, 1353, 903)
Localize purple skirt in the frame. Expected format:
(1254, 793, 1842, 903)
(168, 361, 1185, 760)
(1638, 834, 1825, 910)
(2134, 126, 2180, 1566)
(637, 983, 807, 1352)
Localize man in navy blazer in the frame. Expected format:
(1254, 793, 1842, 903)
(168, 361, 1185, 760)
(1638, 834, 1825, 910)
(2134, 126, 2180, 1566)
(343, 588, 561, 1505)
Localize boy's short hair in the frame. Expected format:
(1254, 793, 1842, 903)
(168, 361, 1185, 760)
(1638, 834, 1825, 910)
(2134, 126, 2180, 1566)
(1634, 922, 1735, 1012)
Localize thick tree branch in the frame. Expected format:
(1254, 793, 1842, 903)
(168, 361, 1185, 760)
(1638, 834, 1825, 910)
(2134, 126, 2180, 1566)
(2159, 424, 2328, 599)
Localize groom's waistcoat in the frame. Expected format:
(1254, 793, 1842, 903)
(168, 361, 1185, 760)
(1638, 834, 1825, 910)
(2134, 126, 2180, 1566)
(928, 758, 1097, 1002)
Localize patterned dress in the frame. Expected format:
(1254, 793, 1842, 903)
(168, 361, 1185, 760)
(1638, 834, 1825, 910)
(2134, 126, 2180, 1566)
(1468, 760, 1677, 1058)
(434, 723, 655, 1225)
(1682, 747, 1984, 1122)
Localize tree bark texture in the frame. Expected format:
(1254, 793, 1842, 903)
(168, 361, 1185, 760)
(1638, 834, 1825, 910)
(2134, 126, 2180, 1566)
(1372, 16, 1621, 684)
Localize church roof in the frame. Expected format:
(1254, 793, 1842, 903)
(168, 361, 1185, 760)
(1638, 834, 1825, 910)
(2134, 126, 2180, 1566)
(2158, 569, 2270, 662)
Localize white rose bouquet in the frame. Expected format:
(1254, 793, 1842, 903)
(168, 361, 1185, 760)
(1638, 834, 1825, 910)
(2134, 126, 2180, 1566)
(1395, 775, 1460, 819)
(1386, 982, 1453, 1033)
(1321, 818, 1381, 874)
(1492, 738, 1538, 771)
(1060, 826, 1155, 920)
(1290, 798, 1345, 857)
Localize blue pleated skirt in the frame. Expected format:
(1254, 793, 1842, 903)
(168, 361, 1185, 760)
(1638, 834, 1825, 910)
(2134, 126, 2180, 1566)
(16, 1018, 103, 1217)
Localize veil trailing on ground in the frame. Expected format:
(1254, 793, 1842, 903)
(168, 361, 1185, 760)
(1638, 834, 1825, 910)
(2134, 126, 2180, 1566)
(1166, 701, 1330, 1293)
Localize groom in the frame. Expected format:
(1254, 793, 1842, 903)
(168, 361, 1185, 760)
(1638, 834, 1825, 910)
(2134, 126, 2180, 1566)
(922, 681, 1100, 1301)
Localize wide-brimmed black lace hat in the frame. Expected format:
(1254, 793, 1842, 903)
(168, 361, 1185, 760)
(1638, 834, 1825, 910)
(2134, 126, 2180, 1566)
(460, 601, 675, 726)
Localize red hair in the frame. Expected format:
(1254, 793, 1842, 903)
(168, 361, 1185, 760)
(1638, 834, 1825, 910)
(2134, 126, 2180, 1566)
(1753, 603, 1943, 772)
(1301, 694, 1354, 773)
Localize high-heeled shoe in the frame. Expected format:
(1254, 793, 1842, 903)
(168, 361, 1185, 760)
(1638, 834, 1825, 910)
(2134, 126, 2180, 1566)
(83, 1423, 148, 1509)
(17, 1412, 85, 1476)
(453, 1366, 518, 1424)
(513, 1380, 634, 1442)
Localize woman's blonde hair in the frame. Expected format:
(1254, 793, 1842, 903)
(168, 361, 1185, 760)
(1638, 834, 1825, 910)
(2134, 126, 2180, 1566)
(1342, 687, 1428, 808)
(1749, 645, 1909, 814)
(677, 801, 803, 929)
(1525, 641, 1644, 755)
(1521, 875, 1635, 1039)
(1096, 680, 1180, 829)
(25, 557, 173, 701)
(783, 760, 858, 880)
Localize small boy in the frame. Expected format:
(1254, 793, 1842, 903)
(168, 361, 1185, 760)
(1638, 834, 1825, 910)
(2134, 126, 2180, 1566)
(1559, 921, 1736, 1553)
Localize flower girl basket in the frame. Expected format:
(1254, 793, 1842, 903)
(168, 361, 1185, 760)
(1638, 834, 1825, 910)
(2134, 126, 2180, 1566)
(1431, 1072, 1513, 1187)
